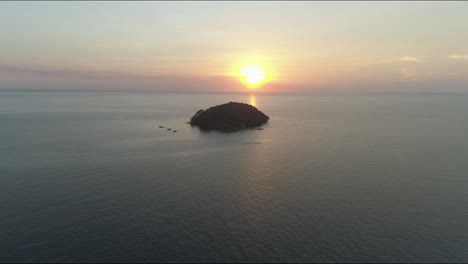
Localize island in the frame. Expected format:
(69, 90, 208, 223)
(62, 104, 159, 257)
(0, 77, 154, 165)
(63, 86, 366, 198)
(189, 102, 269, 132)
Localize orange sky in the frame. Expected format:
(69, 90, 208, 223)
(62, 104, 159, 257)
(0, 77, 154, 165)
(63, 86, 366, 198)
(1, 2, 468, 93)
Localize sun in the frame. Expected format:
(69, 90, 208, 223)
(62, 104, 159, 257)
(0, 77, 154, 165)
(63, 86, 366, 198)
(241, 65, 266, 86)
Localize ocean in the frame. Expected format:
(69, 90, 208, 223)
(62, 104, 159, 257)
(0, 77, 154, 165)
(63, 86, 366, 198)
(1, 91, 467, 262)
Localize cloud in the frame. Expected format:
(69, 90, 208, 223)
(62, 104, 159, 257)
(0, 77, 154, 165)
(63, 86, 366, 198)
(448, 54, 468, 60)
(0, 64, 239, 91)
(398, 56, 420, 62)
(0, 64, 116, 79)
(0, 63, 295, 92)
(359, 56, 421, 66)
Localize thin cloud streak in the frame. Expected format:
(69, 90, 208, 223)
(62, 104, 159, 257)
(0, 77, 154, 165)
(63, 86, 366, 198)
(2, 62, 468, 94)
(398, 56, 421, 62)
(448, 54, 468, 60)
(359, 56, 422, 66)
(0, 64, 291, 92)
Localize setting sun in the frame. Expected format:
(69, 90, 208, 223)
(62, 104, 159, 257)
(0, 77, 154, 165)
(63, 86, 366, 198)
(241, 66, 266, 86)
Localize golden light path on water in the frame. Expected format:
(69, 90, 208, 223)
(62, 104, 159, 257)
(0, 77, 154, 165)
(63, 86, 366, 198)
(249, 95, 257, 107)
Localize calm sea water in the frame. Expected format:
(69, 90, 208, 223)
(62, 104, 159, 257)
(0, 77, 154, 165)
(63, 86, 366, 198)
(1, 91, 468, 262)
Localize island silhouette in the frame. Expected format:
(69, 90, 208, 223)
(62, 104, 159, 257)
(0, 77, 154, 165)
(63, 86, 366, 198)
(189, 102, 269, 132)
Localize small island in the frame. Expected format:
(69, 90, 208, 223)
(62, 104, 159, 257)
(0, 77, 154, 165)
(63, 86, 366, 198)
(189, 102, 269, 132)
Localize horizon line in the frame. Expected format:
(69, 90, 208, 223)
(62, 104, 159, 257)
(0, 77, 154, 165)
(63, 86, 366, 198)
(2, 88, 468, 96)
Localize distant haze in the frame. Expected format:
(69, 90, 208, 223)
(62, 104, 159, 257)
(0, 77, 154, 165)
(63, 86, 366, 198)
(1, 1, 468, 93)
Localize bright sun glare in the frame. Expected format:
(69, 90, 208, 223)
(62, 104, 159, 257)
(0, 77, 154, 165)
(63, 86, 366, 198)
(241, 66, 266, 86)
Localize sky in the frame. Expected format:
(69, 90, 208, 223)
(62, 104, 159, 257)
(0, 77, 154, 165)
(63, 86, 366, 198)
(1, 1, 468, 93)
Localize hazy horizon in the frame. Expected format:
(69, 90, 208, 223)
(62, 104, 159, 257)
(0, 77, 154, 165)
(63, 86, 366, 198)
(2, 1, 468, 93)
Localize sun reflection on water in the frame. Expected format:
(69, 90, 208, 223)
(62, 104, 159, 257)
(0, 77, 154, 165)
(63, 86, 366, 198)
(249, 95, 257, 107)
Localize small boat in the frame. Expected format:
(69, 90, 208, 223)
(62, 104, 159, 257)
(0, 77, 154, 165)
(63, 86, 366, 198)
(167, 128, 172, 131)
(256, 127, 264, 130)
(159, 126, 164, 128)
(173, 130, 177, 133)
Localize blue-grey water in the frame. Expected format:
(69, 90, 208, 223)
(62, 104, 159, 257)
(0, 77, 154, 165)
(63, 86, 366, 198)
(1, 91, 468, 262)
